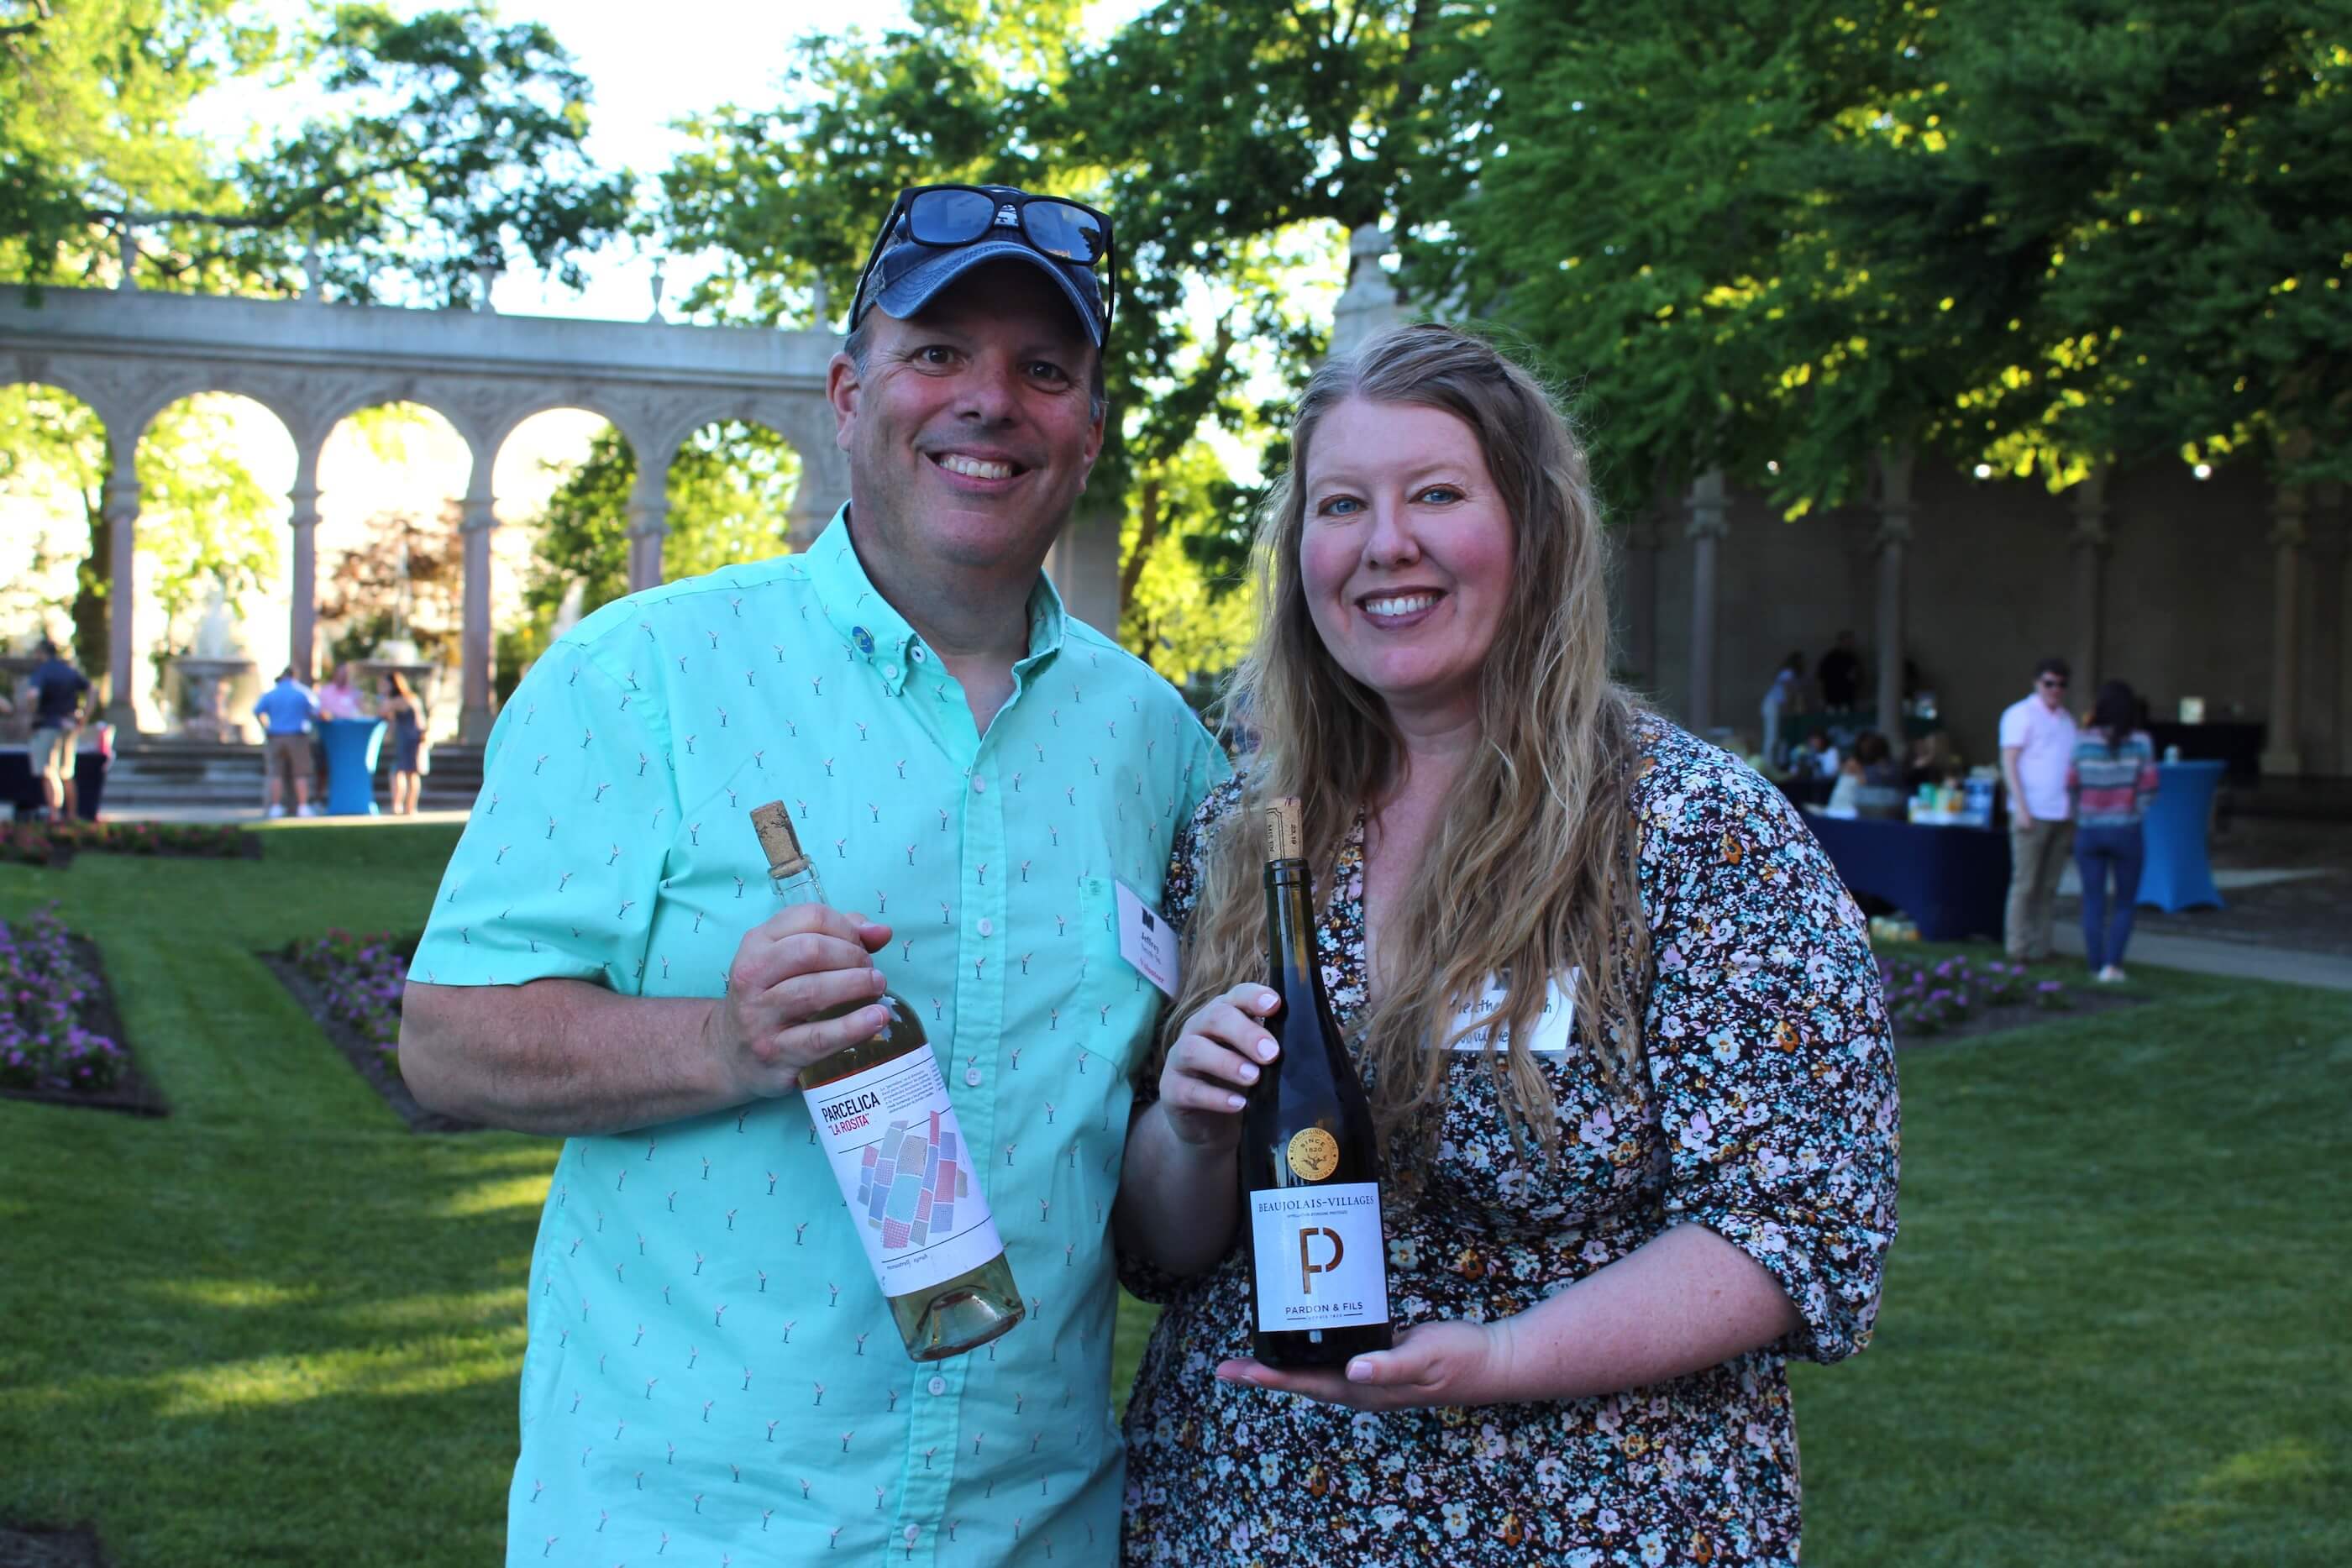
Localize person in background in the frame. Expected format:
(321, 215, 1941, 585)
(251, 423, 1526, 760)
(379, 670, 427, 815)
(251, 666, 319, 818)
(1761, 650, 1805, 769)
(1905, 728, 1963, 789)
(1999, 656, 2079, 961)
(317, 662, 365, 720)
(26, 637, 91, 824)
(1798, 726, 1840, 779)
(1818, 627, 1864, 711)
(1854, 730, 1902, 787)
(2068, 679, 2160, 983)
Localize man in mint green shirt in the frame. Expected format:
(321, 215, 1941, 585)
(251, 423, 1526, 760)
(402, 183, 1226, 1566)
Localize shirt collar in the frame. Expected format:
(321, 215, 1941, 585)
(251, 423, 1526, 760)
(800, 504, 1069, 695)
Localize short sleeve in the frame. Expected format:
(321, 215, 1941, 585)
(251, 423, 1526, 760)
(1636, 750, 1901, 1364)
(1997, 703, 2027, 749)
(411, 642, 681, 993)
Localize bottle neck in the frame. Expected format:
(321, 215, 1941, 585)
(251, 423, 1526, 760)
(1263, 859, 1317, 981)
(770, 861, 828, 910)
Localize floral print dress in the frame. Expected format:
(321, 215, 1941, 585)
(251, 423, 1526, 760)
(1121, 718, 1900, 1566)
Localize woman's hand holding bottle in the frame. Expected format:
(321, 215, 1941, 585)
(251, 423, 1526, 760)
(1156, 984, 1283, 1153)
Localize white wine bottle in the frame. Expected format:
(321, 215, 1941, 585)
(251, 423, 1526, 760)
(748, 800, 1023, 1361)
(1241, 795, 1393, 1369)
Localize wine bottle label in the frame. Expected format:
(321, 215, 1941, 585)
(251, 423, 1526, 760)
(808, 1051, 1007, 1299)
(1247, 1182, 1390, 1332)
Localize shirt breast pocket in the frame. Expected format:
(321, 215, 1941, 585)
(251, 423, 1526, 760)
(1074, 875, 1159, 1081)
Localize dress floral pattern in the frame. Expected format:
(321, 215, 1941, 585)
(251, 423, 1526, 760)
(1121, 717, 1900, 1566)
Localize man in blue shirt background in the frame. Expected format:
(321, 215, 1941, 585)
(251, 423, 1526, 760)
(26, 637, 91, 823)
(250, 666, 319, 817)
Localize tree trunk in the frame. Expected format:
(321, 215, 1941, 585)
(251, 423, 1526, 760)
(1121, 477, 1163, 612)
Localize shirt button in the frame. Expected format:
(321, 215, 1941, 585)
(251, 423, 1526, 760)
(963, 1067, 983, 1088)
(911, 646, 929, 663)
(882, 663, 900, 682)
(976, 917, 995, 937)
(927, 1376, 948, 1397)
(971, 775, 986, 794)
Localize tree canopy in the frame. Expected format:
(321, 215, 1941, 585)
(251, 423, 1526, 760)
(1411, 0, 2352, 509)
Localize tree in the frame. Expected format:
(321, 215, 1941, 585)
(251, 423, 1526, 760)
(512, 421, 804, 674)
(318, 504, 462, 670)
(0, 385, 276, 676)
(654, 0, 1439, 679)
(1882, 0, 2352, 488)
(3, 0, 628, 302)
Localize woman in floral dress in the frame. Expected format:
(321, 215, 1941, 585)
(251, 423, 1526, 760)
(1113, 326, 1899, 1565)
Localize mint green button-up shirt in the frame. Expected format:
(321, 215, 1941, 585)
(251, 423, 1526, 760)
(414, 511, 1227, 1566)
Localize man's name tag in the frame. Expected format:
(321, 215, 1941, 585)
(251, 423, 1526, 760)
(1115, 879, 1180, 999)
(1446, 973, 1577, 1056)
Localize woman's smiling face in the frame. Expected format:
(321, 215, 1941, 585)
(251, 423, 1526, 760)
(1299, 397, 1516, 728)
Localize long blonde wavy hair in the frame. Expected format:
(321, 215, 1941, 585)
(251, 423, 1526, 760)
(1161, 323, 1651, 1169)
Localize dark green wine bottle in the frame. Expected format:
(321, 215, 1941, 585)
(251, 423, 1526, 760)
(1240, 795, 1394, 1369)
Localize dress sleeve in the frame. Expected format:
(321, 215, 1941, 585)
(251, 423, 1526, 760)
(411, 641, 682, 993)
(1636, 752, 1901, 1364)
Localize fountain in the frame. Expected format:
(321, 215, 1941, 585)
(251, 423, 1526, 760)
(172, 587, 257, 742)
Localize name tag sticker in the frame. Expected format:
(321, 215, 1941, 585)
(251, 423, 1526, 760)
(1115, 879, 1181, 999)
(1446, 973, 1577, 1056)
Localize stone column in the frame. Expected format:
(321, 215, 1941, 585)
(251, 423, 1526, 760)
(2261, 480, 2307, 777)
(626, 463, 669, 593)
(1684, 470, 1729, 732)
(1048, 501, 1123, 637)
(1874, 446, 1914, 743)
(458, 484, 498, 743)
(1619, 514, 1660, 685)
(287, 440, 324, 681)
(1330, 223, 1405, 359)
(102, 469, 141, 732)
(2067, 464, 2110, 702)
(787, 438, 849, 551)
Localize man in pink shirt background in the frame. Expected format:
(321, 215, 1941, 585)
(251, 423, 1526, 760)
(1998, 656, 2081, 960)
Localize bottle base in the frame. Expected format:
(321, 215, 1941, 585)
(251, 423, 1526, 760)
(1250, 1322, 1394, 1371)
(906, 1286, 1026, 1362)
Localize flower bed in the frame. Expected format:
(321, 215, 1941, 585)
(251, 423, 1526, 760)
(265, 928, 473, 1132)
(3, 820, 258, 868)
(0, 905, 125, 1093)
(1880, 953, 2089, 1041)
(0, 905, 161, 1114)
(285, 928, 412, 1072)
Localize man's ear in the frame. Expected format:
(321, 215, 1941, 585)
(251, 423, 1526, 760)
(827, 351, 861, 451)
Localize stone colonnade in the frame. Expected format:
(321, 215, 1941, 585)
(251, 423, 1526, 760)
(1622, 458, 2348, 779)
(2, 285, 844, 742)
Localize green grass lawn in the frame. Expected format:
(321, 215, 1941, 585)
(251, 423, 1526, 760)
(3, 829, 2346, 1565)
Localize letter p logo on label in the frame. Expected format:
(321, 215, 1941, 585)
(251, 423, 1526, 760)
(1299, 1226, 1345, 1294)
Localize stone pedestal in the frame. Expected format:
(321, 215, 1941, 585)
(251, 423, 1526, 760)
(173, 657, 256, 742)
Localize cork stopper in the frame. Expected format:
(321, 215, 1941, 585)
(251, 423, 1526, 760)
(1264, 796, 1305, 861)
(748, 800, 810, 876)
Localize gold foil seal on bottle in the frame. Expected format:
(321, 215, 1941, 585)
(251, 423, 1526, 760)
(748, 800, 811, 877)
(1264, 796, 1305, 861)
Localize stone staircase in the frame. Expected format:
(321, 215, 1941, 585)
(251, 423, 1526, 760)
(100, 737, 485, 815)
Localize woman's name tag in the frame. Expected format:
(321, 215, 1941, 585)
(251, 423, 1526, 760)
(1446, 973, 1577, 1056)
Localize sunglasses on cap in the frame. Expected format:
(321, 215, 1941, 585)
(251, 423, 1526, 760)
(848, 183, 1116, 333)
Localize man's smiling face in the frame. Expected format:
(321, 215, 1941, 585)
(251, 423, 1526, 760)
(830, 259, 1104, 586)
